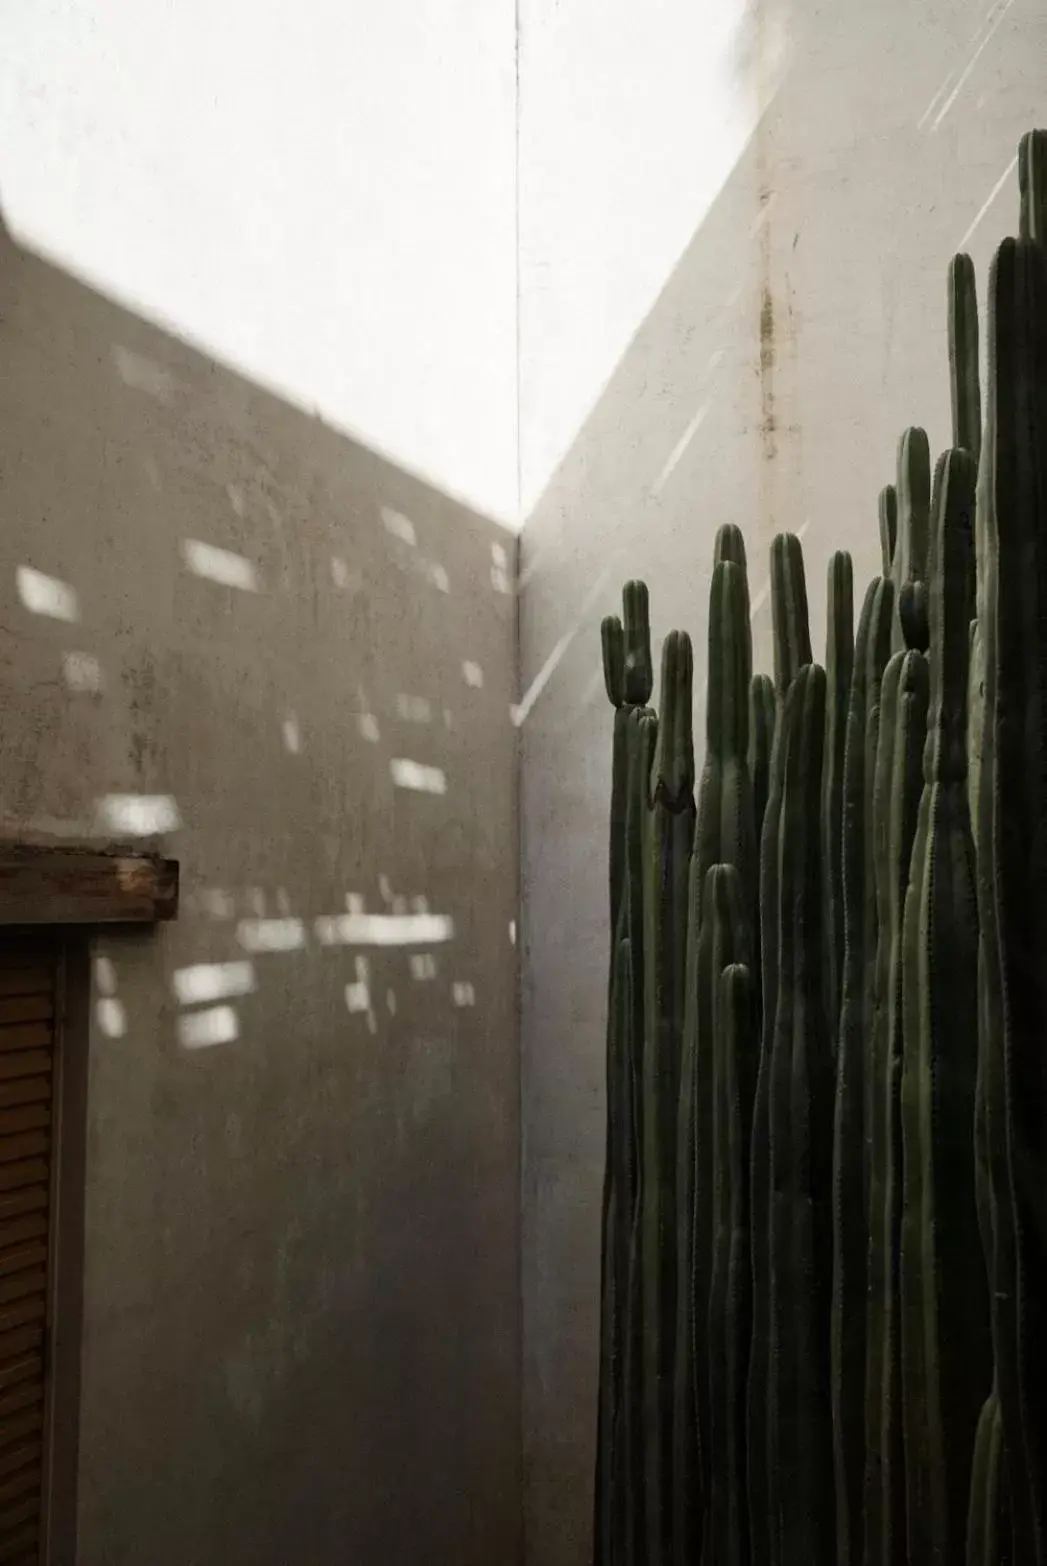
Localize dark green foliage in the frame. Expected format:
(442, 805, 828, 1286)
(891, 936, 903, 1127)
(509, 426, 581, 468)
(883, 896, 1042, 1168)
(831, 574, 894, 1566)
(822, 552, 853, 1042)
(1019, 129, 1047, 245)
(694, 560, 755, 911)
(767, 664, 834, 1566)
(708, 962, 758, 1566)
(950, 253, 982, 464)
(864, 648, 928, 1566)
(901, 446, 991, 1564)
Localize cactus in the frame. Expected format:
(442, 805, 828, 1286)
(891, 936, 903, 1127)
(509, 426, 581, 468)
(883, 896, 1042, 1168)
(749, 674, 776, 873)
(978, 235, 1047, 1562)
(949, 253, 982, 464)
(641, 632, 695, 1566)
(822, 551, 854, 1042)
(707, 961, 758, 1566)
(693, 560, 755, 910)
(1018, 129, 1047, 245)
(864, 648, 928, 1566)
(830, 573, 894, 1566)
(900, 445, 991, 1563)
(966, 1391, 1010, 1566)
(879, 485, 898, 577)
(747, 534, 810, 1566)
(767, 664, 834, 1566)
(892, 428, 931, 651)
(687, 866, 749, 1555)
(623, 580, 654, 705)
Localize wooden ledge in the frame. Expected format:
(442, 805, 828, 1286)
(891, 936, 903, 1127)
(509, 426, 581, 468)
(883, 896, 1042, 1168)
(0, 845, 179, 925)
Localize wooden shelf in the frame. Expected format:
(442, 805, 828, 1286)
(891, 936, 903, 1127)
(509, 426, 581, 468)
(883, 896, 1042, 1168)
(0, 846, 178, 926)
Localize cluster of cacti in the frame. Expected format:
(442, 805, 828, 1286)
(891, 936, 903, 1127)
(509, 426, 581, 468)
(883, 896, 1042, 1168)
(593, 131, 1047, 1566)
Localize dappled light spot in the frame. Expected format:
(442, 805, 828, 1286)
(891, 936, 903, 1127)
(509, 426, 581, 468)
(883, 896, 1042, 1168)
(94, 956, 117, 996)
(276, 888, 292, 915)
(490, 542, 511, 594)
(95, 793, 181, 836)
(509, 921, 516, 946)
(178, 1005, 239, 1049)
(462, 662, 484, 688)
(315, 911, 454, 948)
(173, 961, 255, 1006)
(17, 565, 79, 623)
(246, 887, 266, 916)
(412, 896, 429, 913)
(386, 990, 397, 1016)
(390, 758, 446, 795)
(345, 959, 376, 1034)
(97, 998, 127, 1038)
(426, 561, 450, 593)
(410, 954, 437, 981)
(112, 345, 174, 400)
(358, 713, 380, 743)
(452, 982, 476, 1008)
(200, 887, 235, 920)
(378, 876, 392, 903)
(63, 650, 103, 693)
(282, 714, 301, 753)
(237, 918, 305, 953)
(381, 507, 416, 547)
(226, 483, 246, 517)
(182, 539, 259, 592)
(346, 893, 365, 915)
(396, 694, 432, 724)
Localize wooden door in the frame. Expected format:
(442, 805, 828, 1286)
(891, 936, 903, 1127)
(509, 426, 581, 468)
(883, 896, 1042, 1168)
(0, 937, 62, 1563)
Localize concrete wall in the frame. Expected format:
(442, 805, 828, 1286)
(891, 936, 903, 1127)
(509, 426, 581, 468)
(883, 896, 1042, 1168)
(518, 1, 1047, 1562)
(0, 228, 520, 1565)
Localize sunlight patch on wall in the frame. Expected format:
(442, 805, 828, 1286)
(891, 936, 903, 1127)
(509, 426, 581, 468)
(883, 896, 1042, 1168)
(182, 539, 259, 592)
(16, 566, 79, 623)
(173, 961, 256, 1005)
(95, 793, 181, 836)
(390, 759, 447, 795)
(179, 1004, 239, 1049)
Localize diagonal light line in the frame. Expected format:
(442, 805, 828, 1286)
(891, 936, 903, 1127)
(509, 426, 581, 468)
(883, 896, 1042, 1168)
(653, 401, 710, 495)
(957, 154, 1018, 251)
(932, 0, 1016, 130)
(512, 552, 622, 726)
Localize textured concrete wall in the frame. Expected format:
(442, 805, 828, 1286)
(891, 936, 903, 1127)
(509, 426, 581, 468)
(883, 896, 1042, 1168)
(518, 2, 1047, 1562)
(0, 228, 520, 1566)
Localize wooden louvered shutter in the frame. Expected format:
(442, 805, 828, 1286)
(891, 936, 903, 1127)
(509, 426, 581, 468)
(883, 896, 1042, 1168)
(0, 939, 59, 1564)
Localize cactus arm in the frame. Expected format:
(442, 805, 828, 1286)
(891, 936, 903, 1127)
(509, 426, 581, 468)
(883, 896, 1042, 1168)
(949, 253, 982, 464)
(880, 485, 898, 578)
(822, 551, 854, 1045)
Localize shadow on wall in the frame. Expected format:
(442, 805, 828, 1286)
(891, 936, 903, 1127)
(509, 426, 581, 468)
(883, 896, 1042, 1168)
(0, 212, 520, 1566)
(517, 0, 1047, 1561)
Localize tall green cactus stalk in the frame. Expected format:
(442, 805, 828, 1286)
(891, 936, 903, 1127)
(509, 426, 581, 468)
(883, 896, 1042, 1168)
(880, 485, 898, 577)
(822, 551, 854, 1042)
(708, 961, 758, 1566)
(892, 428, 931, 652)
(966, 1391, 1009, 1566)
(686, 865, 749, 1561)
(748, 672, 776, 1015)
(900, 445, 992, 1564)
(597, 588, 656, 1566)
(978, 235, 1047, 1563)
(831, 574, 894, 1566)
(693, 560, 755, 909)
(864, 648, 928, 1566)
(1019, 129, 1047, 244)
(949, 253, 982, 464)
(642, 631, 695, 1566)
(748, 533, 810, 1566)
(766, 664, 834, 1566)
